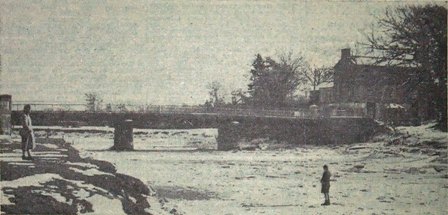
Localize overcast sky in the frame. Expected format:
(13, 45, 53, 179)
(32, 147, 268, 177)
(0, 0, 444, 105)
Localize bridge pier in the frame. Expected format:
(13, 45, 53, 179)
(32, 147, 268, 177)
(217, 121, 241, 150)
(112, 119, 134, 151)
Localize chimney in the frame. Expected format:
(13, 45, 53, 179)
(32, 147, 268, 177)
(341, 48, 351, 60)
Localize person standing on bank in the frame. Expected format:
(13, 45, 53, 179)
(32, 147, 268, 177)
(20, 104, 35, 160)
(321, 164, 331, 206)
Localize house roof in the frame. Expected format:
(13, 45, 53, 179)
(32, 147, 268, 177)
(334, 53, 421, 76)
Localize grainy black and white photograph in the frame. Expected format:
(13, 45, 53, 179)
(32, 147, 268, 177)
(0, 0, 447, 214)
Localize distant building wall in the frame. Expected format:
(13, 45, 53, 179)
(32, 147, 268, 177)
(319, 87, 333, 104)
(309, 90, 320, 105)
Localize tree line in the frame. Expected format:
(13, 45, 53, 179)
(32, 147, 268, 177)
(205, 52, 333, 109)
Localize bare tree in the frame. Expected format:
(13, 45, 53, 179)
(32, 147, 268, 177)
(85, 93, 102, 112)
(304, 67, 334, 90)
(277, 51, 310, 88)
(230, 88, 246, 105)
(206, 81, 225, 107)
(363, 5, 447, 130)
(105, 103, 112, 112)
(116, 104, 127, 112)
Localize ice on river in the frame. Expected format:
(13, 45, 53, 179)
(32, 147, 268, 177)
(45, 126, 447, 215)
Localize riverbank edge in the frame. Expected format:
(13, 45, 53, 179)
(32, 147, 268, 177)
(0, 136, 178, 215)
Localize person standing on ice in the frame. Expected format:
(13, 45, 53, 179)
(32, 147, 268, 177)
(320, 164, 331, 205)
(20, 104, 35, 160)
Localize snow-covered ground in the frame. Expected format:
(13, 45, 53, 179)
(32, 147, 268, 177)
(0, 134, 174, 215)
(43, 124, 447, 215)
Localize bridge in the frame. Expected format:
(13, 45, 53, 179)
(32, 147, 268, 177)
(11, 102, 314, 118)
(10, 102, 380, 150)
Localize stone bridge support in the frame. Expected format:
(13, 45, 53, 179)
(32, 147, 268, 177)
(111, 119, 134, 151)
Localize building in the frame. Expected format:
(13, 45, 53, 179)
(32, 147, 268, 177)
(314, 82, 334, 104)
(314, 48, 433, 123)
(309, 82, 333, 106)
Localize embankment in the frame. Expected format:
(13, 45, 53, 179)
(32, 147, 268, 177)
(0, 136, 177, 215)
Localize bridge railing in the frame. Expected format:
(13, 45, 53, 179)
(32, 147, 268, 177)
(12, 102, 367, 118)
(12, 103, 86, 111)
(213, 107, 300, 117)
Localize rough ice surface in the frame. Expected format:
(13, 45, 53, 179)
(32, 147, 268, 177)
(396, 123, 448, 142)
(60, 125, 448, 215)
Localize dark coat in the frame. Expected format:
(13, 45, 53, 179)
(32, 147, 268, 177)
(321, 170, 331, 193)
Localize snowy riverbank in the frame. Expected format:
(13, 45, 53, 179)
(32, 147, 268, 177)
(0, 136, 176, 215)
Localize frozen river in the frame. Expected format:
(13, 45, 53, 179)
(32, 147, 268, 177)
(46, 127, 447, 215)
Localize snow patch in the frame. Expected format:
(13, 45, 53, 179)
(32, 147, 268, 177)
(39, 143, 59, 149)
(85, 195, 125, 215)
(69, 167, 114, 177)
(66, 161, 99, 169)
(73, 189, 91, 199)
(386, 103, 405, 109)
(38, 190, 69, 203)
(0, 153, 34, 164)
(0, 173, 63, 188)
(0, 174, 64, 205)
